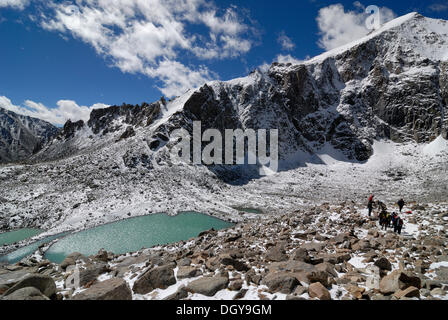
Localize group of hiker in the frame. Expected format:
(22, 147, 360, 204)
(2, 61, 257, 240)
(367, 195, 405, 234)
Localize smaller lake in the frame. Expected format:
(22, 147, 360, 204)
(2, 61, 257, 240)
(0, 229, 43, 246)
(45, 212, 234, 264)
(0, 232, 70, 264)
(234, 207, 263, 214)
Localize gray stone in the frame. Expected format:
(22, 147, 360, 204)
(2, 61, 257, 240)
(177, 258, 192, 267)
(301, 242, 325, 252)
(2, 287, 49, 300)
(177, 266, 202, 280)
(0, 270, 32, 288)
(262, 272, 299, 294)
(292, 248, 310, 262)
(186, 276, 229, 296)
(60, 252, 85, 270)
(3, 274, 56, 298)
(163, 285, 189, 300)
(265, 246, 288, 262)
(78, 263, 109, 287)
(72, 278, 132, 300)
(132, 264, 176, 295)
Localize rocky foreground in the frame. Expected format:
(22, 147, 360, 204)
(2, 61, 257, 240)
(1, 201, 448, 300)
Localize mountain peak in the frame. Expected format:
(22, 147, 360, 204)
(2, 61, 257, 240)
(305, 12, 448, 65)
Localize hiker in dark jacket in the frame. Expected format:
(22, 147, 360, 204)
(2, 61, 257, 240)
(397, 199, 405, 213)
(391, 212, 398, 226)
(394, 216, 404, 234)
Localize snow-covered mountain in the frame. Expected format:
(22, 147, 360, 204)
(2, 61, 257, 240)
(33, 13, 448, 170)
(0, 107, 59, 163)
(1, 13, 448, 233)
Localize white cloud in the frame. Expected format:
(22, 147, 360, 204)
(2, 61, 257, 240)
(275, 54, 304, 65)
(39, 0, 255, 97)
(429, 3, 448, 12)
(277, 32, 295, 51)
(258, 54, 309, 73)
(316, 3, 396, 51)
(0, 96, 108, 126)
(0, 0, 29, 10)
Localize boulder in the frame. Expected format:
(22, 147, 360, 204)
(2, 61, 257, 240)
(265, 246, 288, 262)
(233, 289, 248, 300)
(132, 264, 176, 295)
(292, 248, 310, 262)
(177, 258, 192, 267)
(379, 270, 422, 294)
(318, 253, 351, 265)
(262, 272, 299, 294)
(60, 252, 85, 270)
(308, 282, 331, 300)
(0, 269, 32, 289)
(219, 254, 250, 271)
(306, 271, 329, 288)
(78, 263, 109, 287)
(177, 266, 202, 280)
(374, 257, 392, 271)
(435, 267, 448, 280)
(346, 285, 366, 300)
(315, 262, 337, 278)
(366, 274, 381, 290)
(430, 287, 445, 296)
(72, 278, 132, 300)
(399, 271, 422, 289)
(186, 276, 229, 296)
(229, 280, 243, 291)
(1, 287, 49, 300)
(301, 242, 325, 252)
(163, 285, 189, 300)
(93, 249, 109, 262)
(393, 286, 420, 299)
(3, 274, 56, 298)
(379, 271, 401, 294)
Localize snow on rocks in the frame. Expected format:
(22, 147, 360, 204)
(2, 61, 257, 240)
(1, 199, 447, 300)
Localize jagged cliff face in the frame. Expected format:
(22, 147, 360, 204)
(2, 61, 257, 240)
(31, 13, 448, 171)
(0, 108, 59, 163)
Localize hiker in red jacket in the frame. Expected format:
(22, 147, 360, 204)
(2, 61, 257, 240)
(367, 195, 374, 217)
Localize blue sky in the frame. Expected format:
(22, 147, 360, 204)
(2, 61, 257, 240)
(0, 0, 447, 125)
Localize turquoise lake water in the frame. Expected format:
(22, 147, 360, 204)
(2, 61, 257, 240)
(0, 229, 43, 246)
(234, 207, 263, 214)
(44, 212, 234, 264)
(0, 232, 70, 264)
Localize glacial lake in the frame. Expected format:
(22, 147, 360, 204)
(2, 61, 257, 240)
(0, 228, 43, 246)
(235, 207, 263, 214)
(44, 212, 234, 264)
(0, 232, 70, 264)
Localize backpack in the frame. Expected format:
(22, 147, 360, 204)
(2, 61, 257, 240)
(398, 218, 403, 226)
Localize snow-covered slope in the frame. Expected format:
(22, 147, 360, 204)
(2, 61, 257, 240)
(0, 107, 59, 163)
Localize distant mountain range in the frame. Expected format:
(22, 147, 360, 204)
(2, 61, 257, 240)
(2, 13, 448, 171)
(0, 107, 59, 163)
(29, 12, 448, 170)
